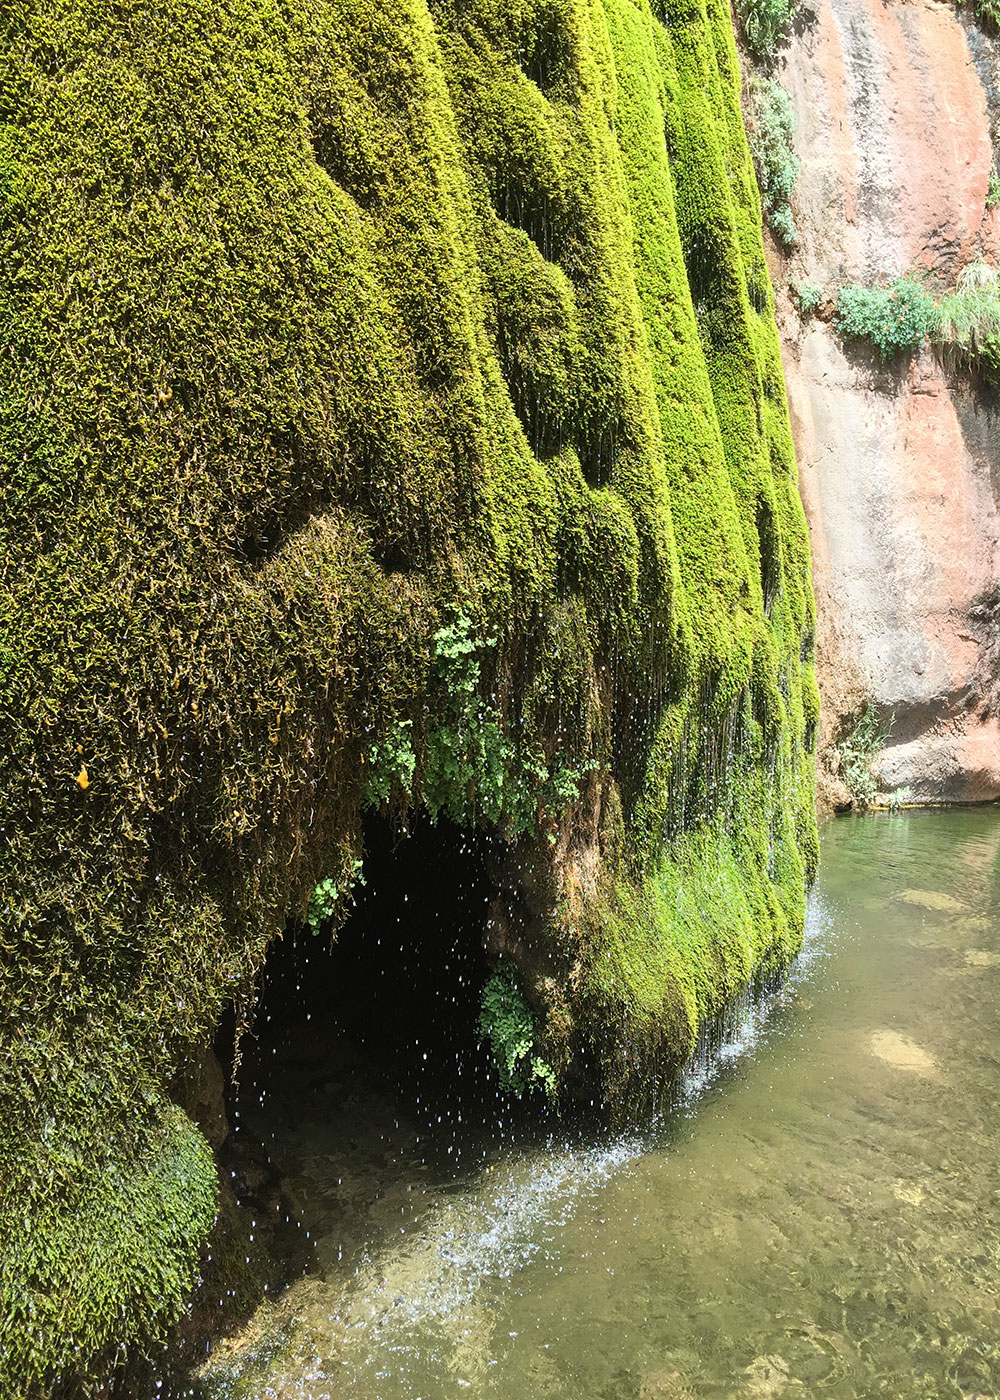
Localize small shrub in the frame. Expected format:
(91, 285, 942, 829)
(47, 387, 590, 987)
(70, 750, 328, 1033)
(936, 260, 1000, 374)
(737, 0, 797, 59)
(747, 78, 800, 248)
(937, 287, 1000, 364)
(975, 0, 1000, 34)
(769, 205, 797, 248)
(957, 256, 999, 293)
(887, 785, 912, 814)
(792, 281, 821, 314)
(478, 961, 556, 1097)
(839, 259, 1000, 380)
(987, 171, 1000, 210)
(833, 276, 940, 360)
(836, 703, 890, 811)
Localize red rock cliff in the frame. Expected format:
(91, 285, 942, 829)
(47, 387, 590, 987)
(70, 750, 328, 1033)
(772, 0, 1000, 804)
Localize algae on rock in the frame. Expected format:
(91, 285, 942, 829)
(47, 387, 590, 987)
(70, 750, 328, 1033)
(0, 0, 815, 1390)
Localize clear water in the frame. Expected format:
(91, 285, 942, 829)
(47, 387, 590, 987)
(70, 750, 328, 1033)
(194, 810, 1000, 1400)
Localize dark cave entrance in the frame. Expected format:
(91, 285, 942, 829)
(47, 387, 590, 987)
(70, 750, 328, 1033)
(213, 813, 519, 1286)
(242, 812, 496, 1093)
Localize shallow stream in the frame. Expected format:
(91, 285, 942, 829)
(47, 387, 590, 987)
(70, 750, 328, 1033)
(191, 810, 1000, 1399)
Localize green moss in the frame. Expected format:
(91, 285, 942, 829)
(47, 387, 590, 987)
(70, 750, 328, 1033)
(580, 0, 816, 1097)
(0, 0, 815, 1386)
(0, 1092, 216, 1399)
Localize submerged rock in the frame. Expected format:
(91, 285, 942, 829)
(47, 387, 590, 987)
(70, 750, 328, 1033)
(739, 1353, 791, 1398)
(639, 1369, 696, 1400)
(964, 949, 1000, 968)
(869, 1031, 940, 1078)
(898, 889, 968, 913)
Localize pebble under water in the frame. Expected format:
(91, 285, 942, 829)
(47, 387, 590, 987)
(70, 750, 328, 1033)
(184, 810, 1000, 1399)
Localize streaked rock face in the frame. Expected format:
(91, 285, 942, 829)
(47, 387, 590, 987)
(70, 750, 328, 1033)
(773, 0, 1000, 803)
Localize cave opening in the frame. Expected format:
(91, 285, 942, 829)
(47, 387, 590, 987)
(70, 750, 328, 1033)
(212, 812, 522, 1293)
(255, 813, 494, 1081)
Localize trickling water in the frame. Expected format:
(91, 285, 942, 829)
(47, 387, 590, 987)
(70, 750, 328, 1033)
(185, 810, 1000, 1399)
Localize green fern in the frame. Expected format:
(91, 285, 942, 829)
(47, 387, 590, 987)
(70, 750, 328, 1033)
(478, 961, 556, 1097)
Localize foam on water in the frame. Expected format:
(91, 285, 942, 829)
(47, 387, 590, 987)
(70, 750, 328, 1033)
(331, 1133, 648, 1389)
(672, 891, 832, 1106)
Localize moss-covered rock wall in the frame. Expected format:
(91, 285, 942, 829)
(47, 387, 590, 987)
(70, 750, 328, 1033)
(0, 0, 816, 1390)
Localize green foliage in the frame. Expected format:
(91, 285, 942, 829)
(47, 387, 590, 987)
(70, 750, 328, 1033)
(833, 260, 1000, 379)
(974, 0, 1000, 33)
(0, 0, 818, 1382)
(306, 858, 365, 933)
(836, 703, 889, 811)
(478, 961, 556, 1097)
(936, 286, 1000, 368)
(987, 171, 1000, 210)
(957, 256, 999, 293)
(423, 613, 515, 828)
(887, 785, 913, 813)
(834, 277, 941, 360)
(363, 721, 417, 806)
(423, 614, 592, 835)
(936, 262, 1000, 374)
(793, 281, 821, 314)
(747, 79, 800, 248)
(736, 0, 798, 58)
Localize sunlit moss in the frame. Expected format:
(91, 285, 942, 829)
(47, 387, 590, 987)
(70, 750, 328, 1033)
(0, 0, 814, 1387)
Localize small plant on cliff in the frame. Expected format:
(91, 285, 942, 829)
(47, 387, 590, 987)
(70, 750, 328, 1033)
(887, 785, 913, 814)
(306, 858, 365, 933)
(792, 281, 821, 315)
(986, 171, 1000, 211)
(747, 78, 800, 248)
(835, 260, 1000, 378)
(423, 613, 593, 836)
(956, 256, 999, 293)
(834, 276, 940, 361)
(737, 0, 797, 59)
(973, 0, 1000, 34)
(936, 259, 1000, 374)
(362, 719, 417, 806)
(836, 703, 890, 811)
(478, 961, 556, 1097)
(423, 613, 510, 827)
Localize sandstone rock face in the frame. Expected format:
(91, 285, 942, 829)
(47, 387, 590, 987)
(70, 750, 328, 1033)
(773, 0, 1000, 803)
